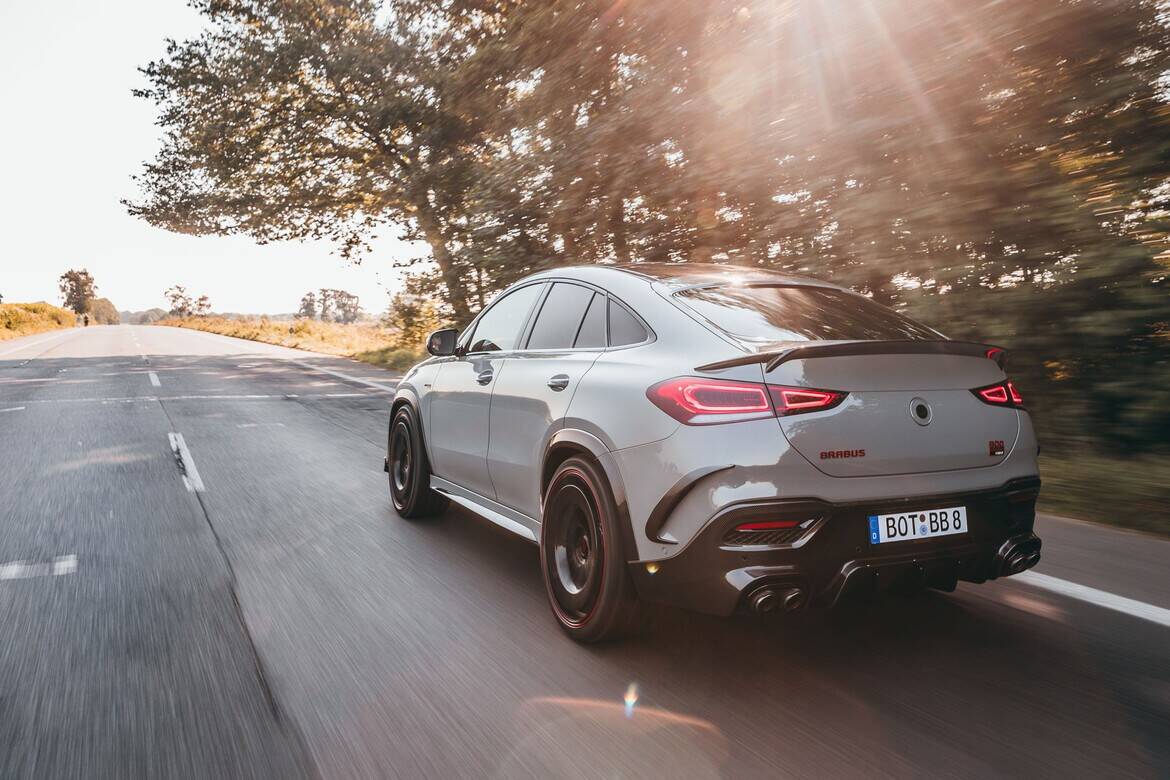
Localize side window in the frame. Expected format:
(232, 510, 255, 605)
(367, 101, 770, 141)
(526, 283, 596, 350)
(608, 298, 648, 346)
(467, 284, 544, 353)
(573, 293, 606, 349)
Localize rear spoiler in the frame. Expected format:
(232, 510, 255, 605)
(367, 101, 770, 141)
(695, 340, 1007, 373)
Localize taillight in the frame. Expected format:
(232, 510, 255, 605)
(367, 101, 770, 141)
(1007, 381, 1023, 406)
(769, 386, 846, 416)
(972, 380, 1025, 409)
(647, 378, 846, 425)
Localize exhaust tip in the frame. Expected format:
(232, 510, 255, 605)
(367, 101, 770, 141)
(749, 588, 778, 614)
(777, 587, 807, 612)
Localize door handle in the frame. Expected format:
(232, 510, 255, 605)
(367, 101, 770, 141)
(547, 374, 570, 391)
(476, 369, 494, 385)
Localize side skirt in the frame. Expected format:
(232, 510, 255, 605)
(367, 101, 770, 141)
(430, 476, 540, 543)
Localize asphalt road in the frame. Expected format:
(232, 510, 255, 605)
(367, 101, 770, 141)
(0, 324, 1166, 779)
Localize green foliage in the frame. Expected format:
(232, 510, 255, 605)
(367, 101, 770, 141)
(131, 0, 1170, 457)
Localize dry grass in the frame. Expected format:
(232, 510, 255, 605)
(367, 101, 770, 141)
(0, 302, 75, 341)
(158, 316, 426, 370)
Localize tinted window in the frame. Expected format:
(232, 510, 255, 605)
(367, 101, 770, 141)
(527, 283, 595, 350)
(608, 299, 649, 346)
(675, 285, 940, 345)
(467, 283, 544, 352)
(574, 293, 606, 349)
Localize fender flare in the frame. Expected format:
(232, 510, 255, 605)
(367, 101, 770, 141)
(544, 428, 638, 564)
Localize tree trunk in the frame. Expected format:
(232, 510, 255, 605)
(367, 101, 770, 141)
(416, 206, 473, 324)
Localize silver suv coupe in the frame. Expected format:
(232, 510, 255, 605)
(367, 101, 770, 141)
(386, 264, 1042, 642)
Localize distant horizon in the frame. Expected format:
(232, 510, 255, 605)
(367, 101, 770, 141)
(0, 0, 422, 314)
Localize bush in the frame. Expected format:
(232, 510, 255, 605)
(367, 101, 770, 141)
(0, 302, 74, 340)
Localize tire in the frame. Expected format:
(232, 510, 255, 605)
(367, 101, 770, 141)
(387, 404, 448, 518)
(540, 455, 646, 642)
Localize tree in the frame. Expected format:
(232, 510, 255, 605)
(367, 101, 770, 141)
(193, 295, 212, 317)
(59, 269, 97, 315)
(87, 298, 120, 325)
(296, 292, 317, 320)
(127, 0, 516, 323)
(331, 290, 361, 324)
(165, 285, 193, 317)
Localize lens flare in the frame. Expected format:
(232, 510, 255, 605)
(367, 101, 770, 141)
(624, 683, 638, 718)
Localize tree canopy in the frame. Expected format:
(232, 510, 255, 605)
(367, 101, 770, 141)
(130, 0, 1170, 453)
(58, 269, 97, 315)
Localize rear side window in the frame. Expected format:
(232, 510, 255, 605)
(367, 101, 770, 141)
(467, 283, 544, 352)
(608, 299, 649, 346)
(527, 283, 595, 350)
(675, 285, 940, 345)
(574, 293, 607, 349)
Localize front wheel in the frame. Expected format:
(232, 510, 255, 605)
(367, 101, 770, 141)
(387, 404, 448, 518)
(541, 456, 646, 642)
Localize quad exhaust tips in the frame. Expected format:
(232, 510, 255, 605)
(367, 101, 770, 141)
(997, 535, 1042, 577)
(749, 585, 807, 614)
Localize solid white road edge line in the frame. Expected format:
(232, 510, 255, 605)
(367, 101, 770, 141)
(0, 329, 73, 357)
(1013, 570, 1170, 629)
(148, 371, 161, 387)
(0, 555, 78, 580)
(0, 406, 25, 413)
(168, 432, 206, 492)
(285, 358, 398, 393)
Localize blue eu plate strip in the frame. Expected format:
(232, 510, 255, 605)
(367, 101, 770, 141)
(868, 515, 880, 544)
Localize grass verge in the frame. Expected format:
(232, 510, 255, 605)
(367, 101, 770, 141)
(1038, 451, 1169, 536)
(157, 316, 425, 371)
(0, 302, 75, 341)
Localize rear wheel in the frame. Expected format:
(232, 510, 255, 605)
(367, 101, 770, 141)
(388, 404, 448, 518)
(541, 456, 645, 642)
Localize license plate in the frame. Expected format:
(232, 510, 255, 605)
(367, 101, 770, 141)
(868, 505, 967, 544)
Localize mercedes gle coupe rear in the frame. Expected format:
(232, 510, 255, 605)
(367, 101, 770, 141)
(386, 263, 1041, 642)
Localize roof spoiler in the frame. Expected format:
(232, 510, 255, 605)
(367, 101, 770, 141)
(695, 340, 1008, 373)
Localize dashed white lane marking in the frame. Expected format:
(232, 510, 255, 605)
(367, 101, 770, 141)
(237, 422, 286, 428)
(1014, 571, 1170, 629)
(0, 406, 25, 413)
(168, 432, 206, 492)
(0, 555, 78, 580)
(148, 371, 161, 387)
(286, 358, 397, 393)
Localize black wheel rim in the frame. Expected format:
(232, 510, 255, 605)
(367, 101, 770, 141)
(546, 478, 603, 625)
(389, 420, 412, 508)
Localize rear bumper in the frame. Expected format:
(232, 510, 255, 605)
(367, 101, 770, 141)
(628, 476, 1042, 616)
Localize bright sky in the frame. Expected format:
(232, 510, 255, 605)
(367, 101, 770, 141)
(0, 0, 422, 315)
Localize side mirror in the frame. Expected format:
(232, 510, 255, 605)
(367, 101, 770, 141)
(426, 327, 459, 357)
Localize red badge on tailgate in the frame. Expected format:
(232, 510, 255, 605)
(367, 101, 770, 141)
(989, 440, 1005, 456)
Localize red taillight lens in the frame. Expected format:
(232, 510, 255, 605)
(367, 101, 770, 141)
(972, 381, 1025, 409)
(647, 378, 773, 424)
(769, 386, 846, 416)
(1007, 381, 1023, 406)
(647, 378, 846, 424)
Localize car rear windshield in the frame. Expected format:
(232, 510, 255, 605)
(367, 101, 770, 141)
(675, 285, 941, 345)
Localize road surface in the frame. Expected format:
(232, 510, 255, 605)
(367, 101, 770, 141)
(0, 325, 1166, 778)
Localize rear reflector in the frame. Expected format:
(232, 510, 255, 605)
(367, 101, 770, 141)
(647, 378, 847, 425)
(735, 519, 801, 531)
